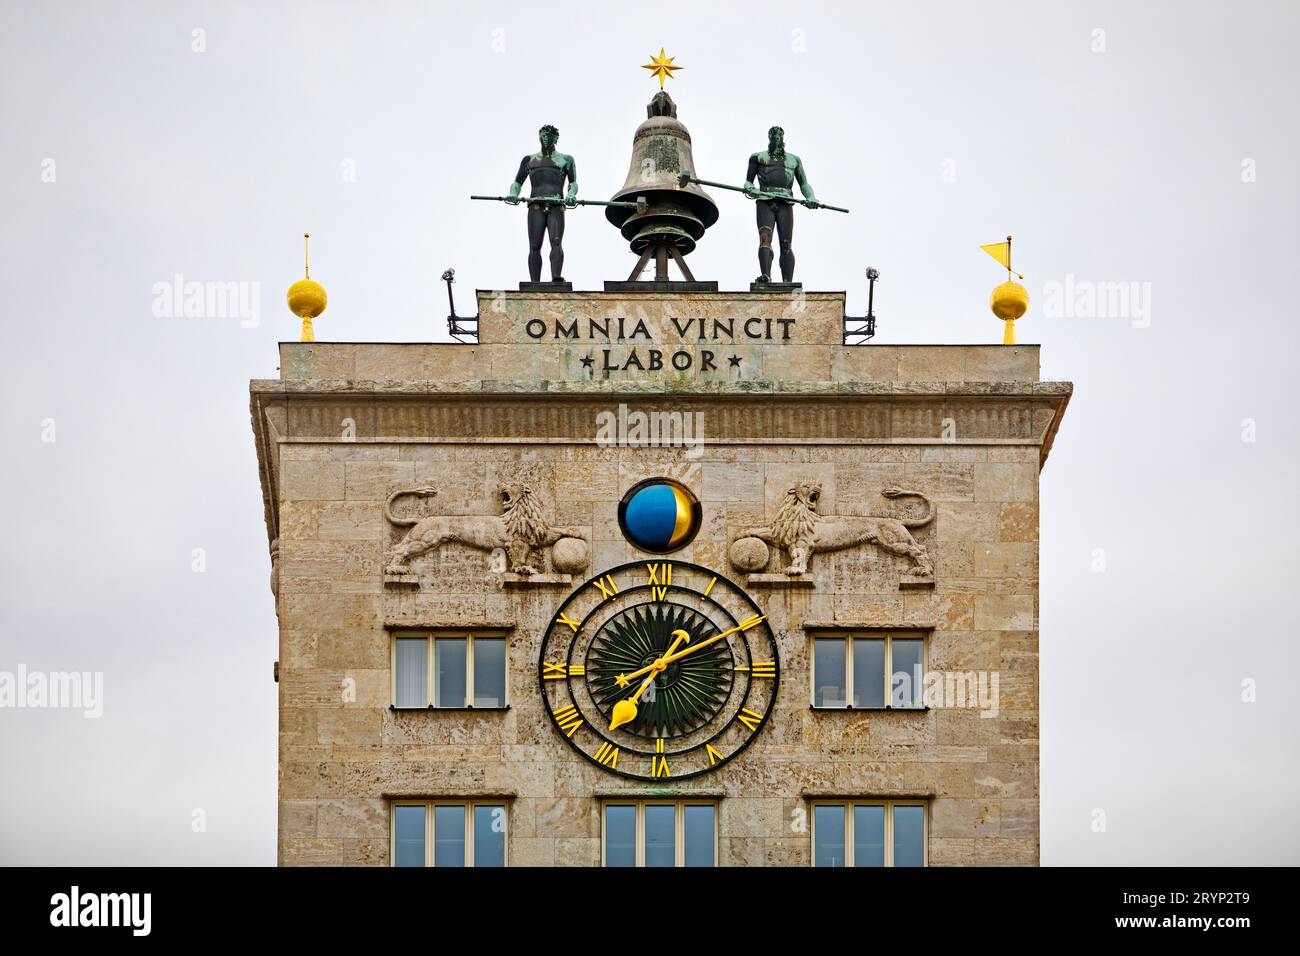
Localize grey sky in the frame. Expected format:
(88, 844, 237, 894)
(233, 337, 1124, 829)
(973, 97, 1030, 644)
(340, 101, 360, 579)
(1, 0, 1296, 865)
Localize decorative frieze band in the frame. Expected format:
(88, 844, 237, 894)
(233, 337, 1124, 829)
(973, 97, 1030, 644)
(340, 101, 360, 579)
(258, 394, 1060, 445)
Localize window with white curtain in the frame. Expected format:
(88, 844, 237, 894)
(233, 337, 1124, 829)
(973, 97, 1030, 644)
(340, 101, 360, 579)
(391, 632, 508, 709)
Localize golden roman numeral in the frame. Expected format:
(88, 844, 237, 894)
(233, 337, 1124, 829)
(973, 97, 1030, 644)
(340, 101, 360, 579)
(543, 662, 584, 680)
(703, 576, 718, 597)
(646, 563, 673, 586)
(592, 575, 620, 599)
(648, 563, 672, 600)
(706, 744, 724, 766)
(738, 614, 765, 631)
(651, 738, 670, 776)
(737, 661, 776, 678)
(594, 742, 619, 768)
(555, 612, 580, 633)
(552, 705, 583, 737)
(736, 708, 764, 732)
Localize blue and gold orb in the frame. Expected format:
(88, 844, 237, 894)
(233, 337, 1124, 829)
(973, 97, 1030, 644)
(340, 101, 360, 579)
(618, 479, 702, 554)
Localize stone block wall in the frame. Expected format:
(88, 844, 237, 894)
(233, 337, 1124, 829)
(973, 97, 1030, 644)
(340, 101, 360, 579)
(254, 292, 1068, 867)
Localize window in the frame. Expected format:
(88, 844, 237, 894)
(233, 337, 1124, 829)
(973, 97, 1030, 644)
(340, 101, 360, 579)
(601, 801, 717, 867)
(392, 632, 508, 709)
(390, 801, 508, 867)
(811, 801, 927, 867)
(811, 632, 926, 709)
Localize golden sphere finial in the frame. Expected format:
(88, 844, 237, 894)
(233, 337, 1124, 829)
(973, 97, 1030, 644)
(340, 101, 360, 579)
(990, 281, 1028, 344)
(287, 231, 326, 342)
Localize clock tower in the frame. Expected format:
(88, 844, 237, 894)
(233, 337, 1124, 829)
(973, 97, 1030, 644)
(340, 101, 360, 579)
(252, 69, 1070, 867)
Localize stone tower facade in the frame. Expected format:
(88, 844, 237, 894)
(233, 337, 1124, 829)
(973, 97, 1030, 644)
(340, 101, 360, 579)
(251, 288, 1070, 866)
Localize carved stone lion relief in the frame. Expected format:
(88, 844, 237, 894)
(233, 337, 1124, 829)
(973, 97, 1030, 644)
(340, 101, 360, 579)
(729, 480, 935, 580)
(383, 476, 589, 581)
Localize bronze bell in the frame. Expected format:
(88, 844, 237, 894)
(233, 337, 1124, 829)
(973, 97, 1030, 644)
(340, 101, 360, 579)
(607, 92, 719, 266)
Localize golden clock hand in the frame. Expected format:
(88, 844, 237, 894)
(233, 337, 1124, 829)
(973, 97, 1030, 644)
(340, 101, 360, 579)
(616, 617, 762, 688)
(609, 629, 690, 732)
(613, 629, 692, 688)
(656, 615, 765, 668)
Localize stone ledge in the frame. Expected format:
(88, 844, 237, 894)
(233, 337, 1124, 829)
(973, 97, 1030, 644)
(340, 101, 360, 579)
(594, 789, 728, 798)
(502, 573, 573, 587)
(382, 791, 517, 799)
(383, 619, 517, 631)
(746, 574, 815, 588)
(383, 573, 419, 588)
(899, 575, 936, 590)
(256, 377, 1069, 397)
(802, 620, 937, 631)
(801, 789, 937, 799)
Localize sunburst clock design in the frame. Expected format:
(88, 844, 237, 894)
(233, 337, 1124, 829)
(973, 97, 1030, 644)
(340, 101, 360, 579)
(587, 602, 732, 738)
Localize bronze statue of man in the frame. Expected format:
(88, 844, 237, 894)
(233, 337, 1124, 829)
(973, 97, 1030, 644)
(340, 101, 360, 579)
(506, 124, 578, 283)
(744, 126, 818, 283)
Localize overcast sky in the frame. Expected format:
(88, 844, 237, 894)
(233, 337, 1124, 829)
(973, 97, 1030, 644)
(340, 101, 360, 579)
(1, 0, 1296, 865)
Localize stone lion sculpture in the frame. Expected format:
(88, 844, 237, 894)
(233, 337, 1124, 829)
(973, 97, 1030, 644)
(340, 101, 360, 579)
(736, 480, 934, 577)
(383, 479, 588, 576)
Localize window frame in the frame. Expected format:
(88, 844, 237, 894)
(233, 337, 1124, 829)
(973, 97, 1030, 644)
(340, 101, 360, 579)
(809, 799, 928, 867)
(390, 631, 510, 710)
(388, 799, 510, 867)
(809, 630, 929, 710)
(600, 799, 719, 868)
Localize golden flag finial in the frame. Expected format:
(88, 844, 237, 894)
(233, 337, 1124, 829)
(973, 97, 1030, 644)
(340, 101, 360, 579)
(982, 234, 1028, 345)
(642, 48, 683, 90)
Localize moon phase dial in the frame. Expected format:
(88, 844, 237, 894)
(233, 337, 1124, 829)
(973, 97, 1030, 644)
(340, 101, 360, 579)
(539, 561, 780, 781)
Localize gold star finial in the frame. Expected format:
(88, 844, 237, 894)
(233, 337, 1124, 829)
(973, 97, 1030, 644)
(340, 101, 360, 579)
(642, 47, 683, 90)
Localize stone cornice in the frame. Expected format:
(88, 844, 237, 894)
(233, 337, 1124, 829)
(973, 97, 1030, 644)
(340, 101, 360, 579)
(253, 377, 1072, 398)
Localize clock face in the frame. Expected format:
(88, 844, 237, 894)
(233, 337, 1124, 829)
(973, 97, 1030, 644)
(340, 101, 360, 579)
(539, 561, 780, 781)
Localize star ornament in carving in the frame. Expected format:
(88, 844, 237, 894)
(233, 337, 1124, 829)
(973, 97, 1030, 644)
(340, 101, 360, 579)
(642, 48, 683, 90)
(580, 353, 595, 369)
(728, 354, 743, 368)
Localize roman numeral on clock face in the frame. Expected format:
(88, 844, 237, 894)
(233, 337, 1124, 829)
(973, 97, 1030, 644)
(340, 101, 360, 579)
(706, 744, 724, 766)
(736, 661, 776, 678)
(646, 563, 672, 600)
(555, 612, 580, 633)
(543, 662, 585, 680)
(592, 575, 620, 599)
(552, 705, 583, 737)
(652, 738, 670, 777)
(736, 708, 764, 732)
(594, 742, 619, 768)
